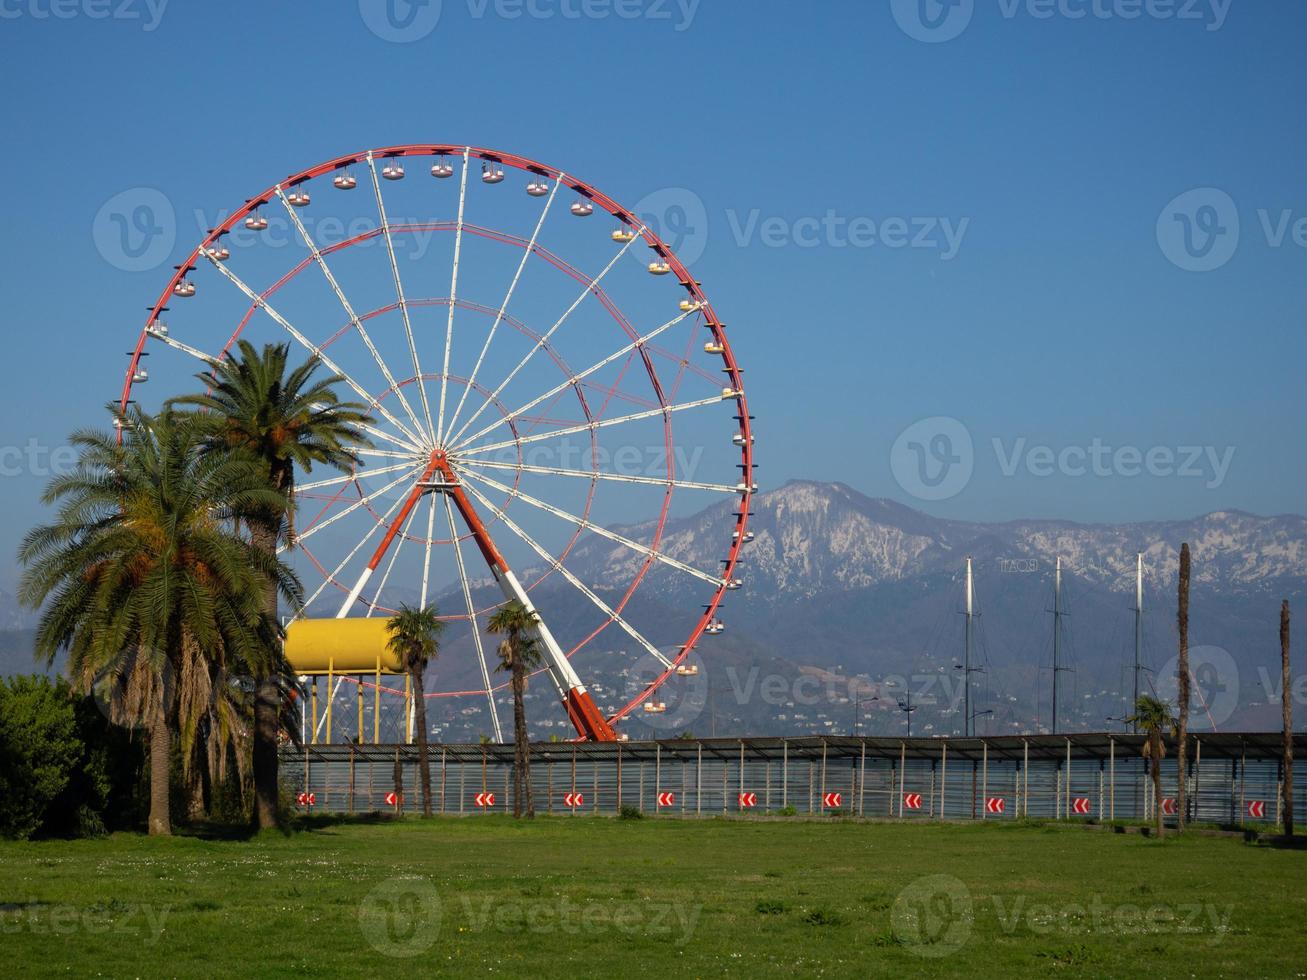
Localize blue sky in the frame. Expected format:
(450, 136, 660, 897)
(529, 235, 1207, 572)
(1, 0, 1304, 593)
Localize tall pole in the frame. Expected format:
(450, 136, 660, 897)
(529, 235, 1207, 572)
(1282, 600, 1293, 838)
(1177, 542, 1191, 832)
(1133, 553, 1144, 732)
(1053, 556, 1062, 734)
(964, 557, 974, 737)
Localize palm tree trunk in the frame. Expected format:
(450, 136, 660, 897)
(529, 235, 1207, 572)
(149, 705, 172, 836)
(1283, 600, 1293, 837)
(251, 519, 281, 831)
(512, 662, 531, 819)
(412, 666, 433, 817)
(1176, 542, 1190, 832)
(1150, 732, 1164, 839)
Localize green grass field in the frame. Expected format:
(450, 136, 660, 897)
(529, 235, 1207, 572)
(1, 816, 1303, 977)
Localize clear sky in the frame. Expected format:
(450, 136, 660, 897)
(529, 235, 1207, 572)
(1, 0, 1304, 593)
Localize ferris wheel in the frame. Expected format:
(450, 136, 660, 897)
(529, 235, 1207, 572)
(120, 144, 755, 742)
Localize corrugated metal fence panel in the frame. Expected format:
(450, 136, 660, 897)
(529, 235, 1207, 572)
(283, 736, 1307, 826)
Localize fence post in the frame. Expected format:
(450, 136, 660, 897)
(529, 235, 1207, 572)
(898, 741, 906, 818)
(1193, 737, 1201, 824)
(941, 740, 948, 820)
(859, 741, 867, 817)
(1022, 739, 1029, 818)
(820, 740, 828, 811)
(617, 743, 623, 811)
(1065, 737, 1072, 820)
(981, 742, 988, 819)
(782, 740, 788, 810)
(739, 741, 745, 813)
(655, 743, 662, 813)
(1109, 738, 1115, 822)
(696, 743, 702, 816)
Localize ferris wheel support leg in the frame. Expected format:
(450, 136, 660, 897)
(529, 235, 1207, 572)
(439, 469, 616, 742)
(336, 456, 442, 618)
(493, 568, 616, 742)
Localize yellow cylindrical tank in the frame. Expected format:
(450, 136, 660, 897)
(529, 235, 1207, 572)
(284, 618, 403, 675)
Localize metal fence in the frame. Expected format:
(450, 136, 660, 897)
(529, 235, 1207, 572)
(281, 733, 1307, 827)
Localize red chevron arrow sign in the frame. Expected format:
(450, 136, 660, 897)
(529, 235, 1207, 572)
(564, 792, 584, 807)
(1247, 800, 1266, 819)
(657, 792, 675, 807)
(986, 797, 1005, 814)
(384, 791, 400, 807)
(738, 792, 758, 808)
(1072, 797, 1091, 815)
(902, 793, 922, 811)
(474, 792, 495, 808)
(823, 792, 843, 808)
(296, 792, 315, 807)
(1161, 797, 1177, 815)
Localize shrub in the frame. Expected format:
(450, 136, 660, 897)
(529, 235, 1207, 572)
(0, 675, 81, 839)
(0, 675, 146, 839)
(618, 805, 644, 821)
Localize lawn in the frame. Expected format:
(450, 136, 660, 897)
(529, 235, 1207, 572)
(1, 816, 1303, 977)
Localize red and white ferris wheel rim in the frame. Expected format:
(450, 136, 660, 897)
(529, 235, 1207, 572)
(120, 143, 755, 737)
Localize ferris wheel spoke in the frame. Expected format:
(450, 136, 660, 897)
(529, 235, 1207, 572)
(146, 330, 221, 367)
(365, 495, 423, 618)
(450, 308, 694, 451)
(276, 185, 429, 441)
(299, 476, 418, 613)
(366, 152, 436, 441)
(435, 148, 471, 444)
(198, 250, 426, 448)
(456, 395, 725, 458)
(354, 447, 425, 461)
(419, 492, 438, 608)
(456, 457, 743, 494)
(445, 172, 564, 441)
(290, 465, 423, 550)
(456, 467, 725, 587)
(332, 417, 422, 454)
(461, 480, 674, 669)
(445, 225, 647, 447)
(443, 493, 503, 742)
(297, 460, 416, 493)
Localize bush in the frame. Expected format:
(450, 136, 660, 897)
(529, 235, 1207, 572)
(618, 805, 644, 821)
(0, 675, 145, 839)
(0, 675, 81, 839)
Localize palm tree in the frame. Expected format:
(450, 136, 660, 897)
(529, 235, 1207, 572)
(18, 409, 300, 835)
(386, 605, 444, 817)
(1127, 695, 1178, 839)
(170, 340, 373, 830)
(488, 601, 542, 819)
